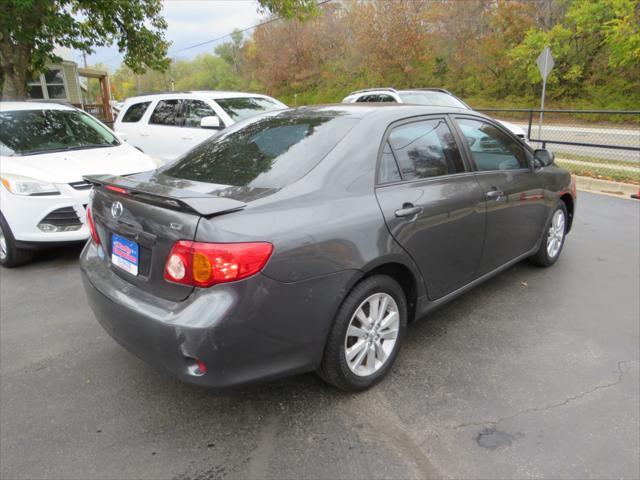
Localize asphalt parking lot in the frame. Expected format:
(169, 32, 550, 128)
(1, 191, 638, 480)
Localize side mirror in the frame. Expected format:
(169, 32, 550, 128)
(114, 131, 128, 142)
(200, 116, 221, 129)
(534, 148, 554, 168)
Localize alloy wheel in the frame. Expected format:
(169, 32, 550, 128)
(0, 227, 7, 261)
(546, 209, 565, 259)
(344, 292, 399, 377)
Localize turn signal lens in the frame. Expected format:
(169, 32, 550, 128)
(86, 206, 100, 245)
(164, 241, 273, 287)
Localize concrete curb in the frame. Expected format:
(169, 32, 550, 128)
(575, 175, 639, 199)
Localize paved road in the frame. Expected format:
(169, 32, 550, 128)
(512, 123, 640, 164)
(1, 192, 639, 480)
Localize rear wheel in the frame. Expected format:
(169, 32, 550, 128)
(0, 214, 34, 268)
(319, 275, 407, 391)
(530, 201, 568, 267)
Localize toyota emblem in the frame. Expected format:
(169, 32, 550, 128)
(111, 201, 124, 219)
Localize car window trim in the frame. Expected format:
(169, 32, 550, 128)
(450, 114, 534, 172)
(375, 114, 471, 186)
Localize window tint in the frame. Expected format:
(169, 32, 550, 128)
(149, 100, 182, 126)
(378, 142, 401, 184)
(163, 113, 358, 189)
(183, 100, 217, 128)
(215, 97, 283, 122)
(456, 118, 528, 171)
(388, 119, 465, 181)
(0, 109, 118, 155)
(121, 102, 151, 123)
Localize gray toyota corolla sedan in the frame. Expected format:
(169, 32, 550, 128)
(80, 104, 576, 391)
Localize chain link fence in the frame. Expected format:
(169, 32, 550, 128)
(477, 109, 640, 184)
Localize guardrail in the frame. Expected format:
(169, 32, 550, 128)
(476, 108, 640, 184)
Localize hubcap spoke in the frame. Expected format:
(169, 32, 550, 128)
(379, 310, 398, 330)
(346, 339, 366, 362)
(379, 328, 398, 340)
(347, 324, 368, 339)
(374, 341, 387, 364)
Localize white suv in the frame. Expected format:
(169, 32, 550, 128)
(342, 88, 528, 142)
(114, 91, 287, 162)
(0, 102, 160, 267)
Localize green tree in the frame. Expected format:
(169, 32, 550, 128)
(215, 30, 244, 75)
(0, 0, 169, 99)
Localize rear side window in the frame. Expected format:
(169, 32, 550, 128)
(378, 142, 401, 184)
(149, 100, 182, 126)
(456, 118, 528, 171)
(121, 102, 150, 123)
(356, 94, 397, 103)
(388, 118, 465, 181)
(163, 113, 359, 189)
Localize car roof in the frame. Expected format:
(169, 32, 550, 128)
(0, 101, 76, 112)
(280, 103, 472, 119)
(123, 91, 276, 102)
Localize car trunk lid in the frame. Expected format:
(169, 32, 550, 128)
(85, 173, 247, 302)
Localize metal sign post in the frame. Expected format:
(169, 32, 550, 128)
(536, 46, 555, 141)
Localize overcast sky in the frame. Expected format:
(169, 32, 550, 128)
(77, 0, 262, 71)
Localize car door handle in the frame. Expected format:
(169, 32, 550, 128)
(394, 205, 422, 218)
(486, 189, 504, 200)
(181, 136, 193, 140)
(140, 133, 150, 137)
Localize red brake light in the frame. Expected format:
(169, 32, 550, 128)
(86, 206, 100, 245)
(105, 185, 128, 195)
(164, 241, 273, 287)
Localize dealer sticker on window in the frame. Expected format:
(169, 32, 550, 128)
(111, 233, 139, 276)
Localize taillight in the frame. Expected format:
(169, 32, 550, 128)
(164, 241, 273, 287)
(86, 206, 100, 245)
(105, 185, 128, 195)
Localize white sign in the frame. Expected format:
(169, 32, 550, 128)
(537, 46, 555, 81)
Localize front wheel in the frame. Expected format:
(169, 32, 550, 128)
(0, 213, 34, 268)
(530, 201, 568, 267)
(319, 275, 407, 391)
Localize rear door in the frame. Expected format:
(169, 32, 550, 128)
(91, 185, 200, 301)
(140, 98, 185, 161)
(452, 116, 548, 274)
(375, 116, 486, 300)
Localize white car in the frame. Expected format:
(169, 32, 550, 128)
(113, 91, 287, 162)
(0, 102, 161, 267)
(342, 88, 528, 142)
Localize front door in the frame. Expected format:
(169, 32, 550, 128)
(375, 117, 486, 300)
(453, 116, 548, 274)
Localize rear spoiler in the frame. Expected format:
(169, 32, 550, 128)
(83, 174, 246, 217)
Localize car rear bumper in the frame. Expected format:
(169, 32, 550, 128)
(80, 241, 356, 388)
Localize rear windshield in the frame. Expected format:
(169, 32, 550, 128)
(399, 91, 468, 109)
(215, 97, 283, 122)
(0, 109, 118, 156)
(163, 113, 358, 188)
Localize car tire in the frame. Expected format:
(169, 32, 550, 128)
(0, 213, 34, 268)
(319, 274, 407, 391)
(530, 201, 568, 267)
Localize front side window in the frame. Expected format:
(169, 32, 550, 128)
(163, 113, 358, 189)
(149, 100, 182, 126)
(183, 100, 217, 128)
(388, 118, 465, 181)
(0, 109, 118, 156)
(121, 102, 151, 123)
(215, 97, 283, 122)
(456, 118, 529, 171)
